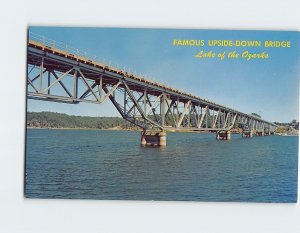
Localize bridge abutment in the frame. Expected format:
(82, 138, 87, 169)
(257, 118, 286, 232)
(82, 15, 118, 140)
(141, 130, 167, 146)
(216, 131, 231, 140)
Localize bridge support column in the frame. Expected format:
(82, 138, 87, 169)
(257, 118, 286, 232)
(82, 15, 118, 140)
(256, 131, 264, 136)
(216, 131, 231, 140)
(141, 130, 167, 146)
(242, 131, 253, 138)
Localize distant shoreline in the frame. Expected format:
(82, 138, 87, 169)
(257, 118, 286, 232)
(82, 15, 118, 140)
(27, 127, 215, 134)
(27, 126, 138, 132)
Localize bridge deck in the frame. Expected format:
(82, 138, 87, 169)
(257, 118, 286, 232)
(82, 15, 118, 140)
(27, 39, 276, 127)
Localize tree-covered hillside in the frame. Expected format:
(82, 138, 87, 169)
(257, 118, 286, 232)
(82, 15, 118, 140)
(27, 112, 137, 130)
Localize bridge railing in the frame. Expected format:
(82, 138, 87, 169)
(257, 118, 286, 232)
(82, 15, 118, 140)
(29, 32, 157, 83)
(28, 32, 212, 106)
(29, 33, 217, 104)
(29, 32, 100, 62)
(28, 32, 277, 128)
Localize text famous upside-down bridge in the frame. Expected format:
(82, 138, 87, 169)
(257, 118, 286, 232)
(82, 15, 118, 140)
(27, 33, 277, 146)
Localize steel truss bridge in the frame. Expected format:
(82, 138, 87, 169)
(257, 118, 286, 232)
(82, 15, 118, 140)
(27, 33, 277, 145)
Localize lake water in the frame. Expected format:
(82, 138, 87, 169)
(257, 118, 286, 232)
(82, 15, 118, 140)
(25, 129, 298, 202)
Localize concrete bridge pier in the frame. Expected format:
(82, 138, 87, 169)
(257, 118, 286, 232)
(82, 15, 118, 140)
(242, 130, 253, 138)
(256, 131, 264, 136)
(141, 130, 167, 146)
(216, 131, 231, 140)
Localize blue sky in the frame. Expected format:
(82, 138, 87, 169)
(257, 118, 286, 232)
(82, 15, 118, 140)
(28, 27, 299, 123)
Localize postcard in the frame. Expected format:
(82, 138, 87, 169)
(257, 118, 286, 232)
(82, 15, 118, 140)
(25, 27, 299, 202)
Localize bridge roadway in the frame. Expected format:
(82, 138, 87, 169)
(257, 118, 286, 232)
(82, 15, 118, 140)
(27, 33, 277, 146)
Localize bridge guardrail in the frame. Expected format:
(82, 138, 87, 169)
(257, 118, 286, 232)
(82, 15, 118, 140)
(28, 32, 277, 127)
(29, 32, 100, 63)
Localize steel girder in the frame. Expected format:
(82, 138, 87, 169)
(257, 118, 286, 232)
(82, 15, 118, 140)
(27, 43, 277, 133)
